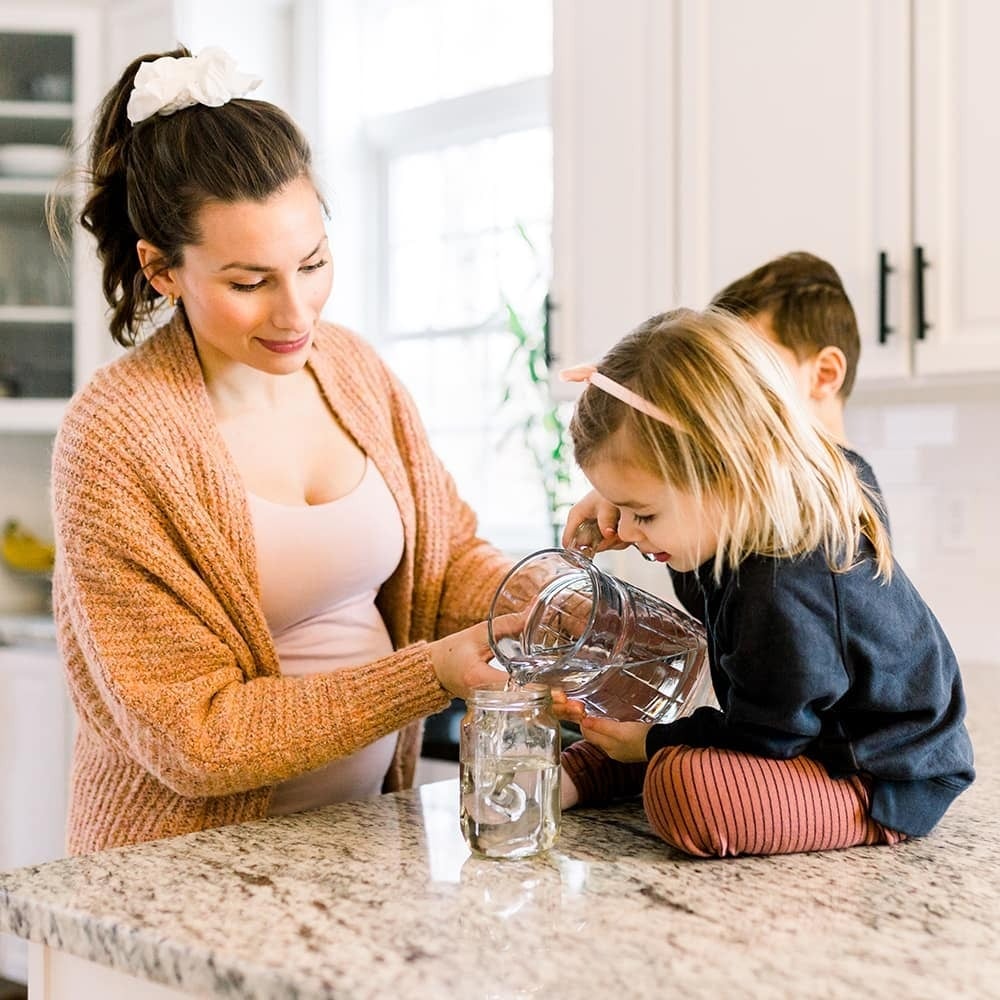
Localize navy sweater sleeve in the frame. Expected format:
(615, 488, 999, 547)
(647, 555, 850, 759)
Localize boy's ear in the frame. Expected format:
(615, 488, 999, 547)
(809, 346, 847, 400)
(136, 239, 179, 299)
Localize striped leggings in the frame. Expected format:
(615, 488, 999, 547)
(643, 745, 906, 858)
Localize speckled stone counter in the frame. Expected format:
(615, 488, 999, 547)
(2, 663, 998, 1000)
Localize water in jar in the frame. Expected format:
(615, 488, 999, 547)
(460, 755, 560, 859)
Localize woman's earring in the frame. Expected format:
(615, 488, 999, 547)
(168, 294, 177, 308)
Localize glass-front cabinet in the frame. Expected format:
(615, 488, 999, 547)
(0, 5, 102, 432)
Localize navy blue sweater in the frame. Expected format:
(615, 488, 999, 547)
(653, 455, 973, 837)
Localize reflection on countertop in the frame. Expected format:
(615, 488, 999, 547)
(0, 663, 997, 999)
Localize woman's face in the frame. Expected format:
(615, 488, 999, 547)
(583, 452, 723, 573)
(143, 175, 332, 379)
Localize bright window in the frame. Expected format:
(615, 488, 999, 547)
(359, 0, 553, 115)
(342, 0, 560, 554)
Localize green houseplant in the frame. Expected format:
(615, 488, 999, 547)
(497, 243, 576, 546)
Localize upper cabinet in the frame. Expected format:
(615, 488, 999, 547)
(911, 0, 1000, 375)
(550, 0, 1000, 386)
(550, 0, 677, 387)
(0, 4, 103, 433)
(673, 0, 911, 382)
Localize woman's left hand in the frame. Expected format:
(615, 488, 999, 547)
(578, 715, 652, 763)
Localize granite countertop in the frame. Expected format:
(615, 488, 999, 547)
(2, 663, 998, 1000)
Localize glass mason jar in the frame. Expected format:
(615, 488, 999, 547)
(459, 683, 561, 859)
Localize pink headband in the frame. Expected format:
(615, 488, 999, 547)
(559, 364, 680, 430)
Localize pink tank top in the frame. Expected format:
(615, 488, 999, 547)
(248, 459, 406, 815)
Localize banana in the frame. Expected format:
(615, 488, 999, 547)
(2, 519, 56, 575)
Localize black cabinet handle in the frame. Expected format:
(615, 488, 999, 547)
(878, 251, 894, 344)
(543, 292, 558, 367)
(914, 245, 931, 340)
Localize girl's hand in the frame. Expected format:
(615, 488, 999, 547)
(561, 490, 627, 554)
(550, 689, 586, 725)
(579, 715, 652, 763)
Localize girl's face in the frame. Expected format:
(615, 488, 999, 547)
(141, 175, 332, 380)
(583, 453, 723, 573)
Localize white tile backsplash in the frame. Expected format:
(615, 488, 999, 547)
(858, 445, 921, 486)
(844, 389, 998, 664)
(607, 386, 1000, 667)
(882, 403, 958, 448)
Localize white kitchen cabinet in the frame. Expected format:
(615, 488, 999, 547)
(0, 3, 104, 434)
(674, 0, 912, 383)
(549, 0, 676, 384)
(911, 0, 1000, 374)
(550, 0, 1000, 385)
(0, 643, 74, 985)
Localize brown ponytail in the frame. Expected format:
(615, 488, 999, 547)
(79, 46, 319, 346)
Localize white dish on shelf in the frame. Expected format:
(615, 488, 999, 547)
(0, 144, 71, 178)
(0, 613, 56, 646)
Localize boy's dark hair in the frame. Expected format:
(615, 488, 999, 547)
(710, 251, 861, 398)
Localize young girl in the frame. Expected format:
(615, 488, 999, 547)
(556, 307, 974, 858)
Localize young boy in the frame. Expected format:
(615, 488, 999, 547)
(709, 251, 859, 444)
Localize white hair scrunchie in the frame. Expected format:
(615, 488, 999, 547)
(126, 47, 262, 125)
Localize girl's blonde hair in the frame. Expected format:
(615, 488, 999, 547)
(570, 307, 892, 581)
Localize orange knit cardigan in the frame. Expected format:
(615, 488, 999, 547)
(51, 316, 512, 854)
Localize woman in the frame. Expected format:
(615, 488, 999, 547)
(53, 46, 512, 854)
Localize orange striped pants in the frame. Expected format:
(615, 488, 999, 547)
(643, 745, 906, 858)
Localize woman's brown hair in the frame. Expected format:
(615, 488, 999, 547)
(78, 46, 318, 346)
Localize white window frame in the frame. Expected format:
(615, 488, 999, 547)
(363, 75, 550, 347)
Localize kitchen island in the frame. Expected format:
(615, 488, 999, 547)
(2, 662, 998, 1000)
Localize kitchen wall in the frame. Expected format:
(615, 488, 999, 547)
(847, 382, 1000, 667)
(3, 385, 999, 662)
(610, 380, 1000, 668)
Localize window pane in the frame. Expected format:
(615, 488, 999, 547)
(382, 128, 556, 548)
(383, 318, 566, 556)
(363, 0, 556, 551)
(386, 128, 552, 333)
(361, 0, 552, 114)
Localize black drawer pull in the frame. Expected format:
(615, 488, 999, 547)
(914, 245, 931, 341)
(878, 251, 894, 345)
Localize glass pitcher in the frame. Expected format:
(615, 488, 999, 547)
(487, 544, 711, 724)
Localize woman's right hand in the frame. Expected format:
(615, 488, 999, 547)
(561, 489, 627, 553)
(427, 620, 511, 700)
